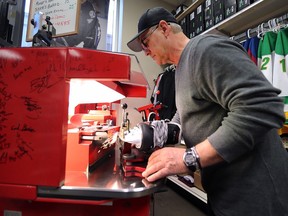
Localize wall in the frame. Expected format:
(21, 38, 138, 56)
(119, 0, 175, 128)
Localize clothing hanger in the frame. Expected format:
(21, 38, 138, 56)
(232, 12, 288, 42)
(257, 22, 269, 39)
(246, 28, 252, 39)
(273, 18, 288, 31)
(268, 18, 278, 32)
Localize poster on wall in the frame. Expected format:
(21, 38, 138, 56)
(55, 0, 110, 50)
(26, 0, 81, 41)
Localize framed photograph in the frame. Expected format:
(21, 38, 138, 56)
(26, 0, 81, 41)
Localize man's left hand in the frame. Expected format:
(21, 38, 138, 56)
(142, 147, 188, 182)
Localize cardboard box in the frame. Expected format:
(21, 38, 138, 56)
(224, 0, 237, 18)
(195, 4, 205, 35)
(175, 4, 188, 17)
(180, 16, 188, 37)
(213, 0, 225, 24)
(188, 11, 196, 38)
(238, 0, 253, 11)
(204, 0, 214, 30)
(194, 170, 205, 191)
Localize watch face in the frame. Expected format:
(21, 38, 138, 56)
(185, 151, 196, 166)
(184, 151, 197, 172)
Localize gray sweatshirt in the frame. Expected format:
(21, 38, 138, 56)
(173, 34, 288, 216)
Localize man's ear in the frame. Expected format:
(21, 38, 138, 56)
(159, 20, 171, 37)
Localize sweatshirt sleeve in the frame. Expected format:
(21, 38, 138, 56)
(171, 111, 180, 124)
(193, 36, 285, 162)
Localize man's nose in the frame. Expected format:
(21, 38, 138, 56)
(143, 49, 150, 56)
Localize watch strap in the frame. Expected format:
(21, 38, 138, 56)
(191, 146, 202, 170)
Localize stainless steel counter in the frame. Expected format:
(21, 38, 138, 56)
(37, 149, 164, 200)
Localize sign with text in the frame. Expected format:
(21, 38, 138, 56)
(26, 0, 80, 41)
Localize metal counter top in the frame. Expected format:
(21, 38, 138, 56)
(38, 149, 164, 200)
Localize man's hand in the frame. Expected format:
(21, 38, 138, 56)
(142, 147, 188, 182)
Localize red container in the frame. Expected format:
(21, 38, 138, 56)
(0, 47, 137, 199)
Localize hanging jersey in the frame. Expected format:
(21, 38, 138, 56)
(247, 36, 260, 65)
(259, 31, 278, 83)
(150, 65, 177, 120)
(284, 96, 288, 113)
(257, 37, 263, 68)
(273, 28, 288, 97)
(242, 38, 251, 51)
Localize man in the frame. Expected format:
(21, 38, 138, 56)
(127, 7, 288, 216)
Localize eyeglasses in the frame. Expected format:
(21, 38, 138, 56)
(140, 25, 158, 51)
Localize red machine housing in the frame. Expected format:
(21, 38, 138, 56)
(0, 47, 147, 200)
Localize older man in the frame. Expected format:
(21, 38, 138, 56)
(127, 7, 288, 216)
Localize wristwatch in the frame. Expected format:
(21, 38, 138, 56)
(183, 146, 201, 172)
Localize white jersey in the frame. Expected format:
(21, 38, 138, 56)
(273, 28, 288, 98)
(258, 31, 278, 83)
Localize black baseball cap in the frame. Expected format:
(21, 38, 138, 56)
(127, 7, 177, 52)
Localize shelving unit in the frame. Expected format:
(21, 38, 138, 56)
(167, 175, 207, 204)
(176, 0, 205, 21)
(176, 0, 288, 37)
